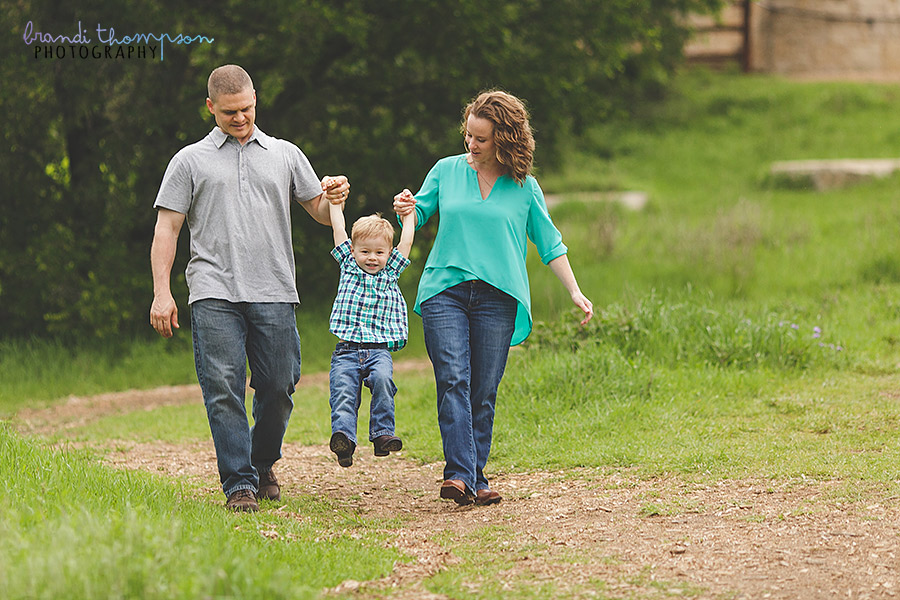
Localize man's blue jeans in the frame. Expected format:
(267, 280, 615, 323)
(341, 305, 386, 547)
(420, 280, 517, 495)
(190, 299, 301, 498)
(329, 342, 397, 444)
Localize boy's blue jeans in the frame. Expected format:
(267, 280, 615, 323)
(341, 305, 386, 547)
(190, 299, 301, 498)
(420, 280, 517, 495)
(329, 342, 397, 444)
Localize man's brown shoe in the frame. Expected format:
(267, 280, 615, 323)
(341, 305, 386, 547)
(226, 489, 259, 512)
(258, 468, 281, 502)
(475, 489, 502, 506)
(440, 479, 474, 506)
(373, 435, 403, 456)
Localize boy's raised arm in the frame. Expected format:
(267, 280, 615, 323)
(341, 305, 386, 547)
(396, 210, 416, 259)
(329, 200, 349, 247)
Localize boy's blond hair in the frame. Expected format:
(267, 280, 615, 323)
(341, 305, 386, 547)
(351, 213, 394, 246)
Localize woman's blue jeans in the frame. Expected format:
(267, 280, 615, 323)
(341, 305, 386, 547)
(190, 299, 301, 498)
(329, 342, 397, 444)
(420, 280, 517, 495)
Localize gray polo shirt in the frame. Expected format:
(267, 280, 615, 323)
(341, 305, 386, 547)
(154, 126, 322, 305)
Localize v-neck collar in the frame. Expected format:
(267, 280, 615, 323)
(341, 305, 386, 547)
(466, 157, 502, 201)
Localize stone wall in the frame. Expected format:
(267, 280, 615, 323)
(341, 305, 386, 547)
(749, 0, 900, 78)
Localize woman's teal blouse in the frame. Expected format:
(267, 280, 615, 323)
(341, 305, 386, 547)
(411, 154, 567, 345)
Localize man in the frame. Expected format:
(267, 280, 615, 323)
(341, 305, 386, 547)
(149, 64, 349, 512)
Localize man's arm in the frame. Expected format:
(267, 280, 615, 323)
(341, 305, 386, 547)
(330, 200, 349, 247)
(149, 208, 186, 338)
(396, 210, 416, 259)
(299, 175, 350, 225)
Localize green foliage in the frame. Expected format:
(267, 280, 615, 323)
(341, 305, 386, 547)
(527, 290, 845, 371)
(501, 345, 899, 481)
(1, 0, 722, 341)
(532, 72, 900, 369)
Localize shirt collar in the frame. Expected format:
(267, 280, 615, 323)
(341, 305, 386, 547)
(209, 126, 270, 149)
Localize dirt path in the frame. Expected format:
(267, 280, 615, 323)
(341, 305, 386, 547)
(13, 363, 900, 599)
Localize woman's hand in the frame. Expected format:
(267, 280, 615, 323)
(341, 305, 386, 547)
(393, 188, 416, 216)
(547, 255, 594, 326)
(571, 291, 594, 325)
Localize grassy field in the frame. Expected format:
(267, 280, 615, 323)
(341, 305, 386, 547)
(4, 69, 900, 598)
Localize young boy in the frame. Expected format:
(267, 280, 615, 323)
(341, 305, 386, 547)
(327, 199, 415, 467)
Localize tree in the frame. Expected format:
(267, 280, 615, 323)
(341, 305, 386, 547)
(1, 0, 721, 341)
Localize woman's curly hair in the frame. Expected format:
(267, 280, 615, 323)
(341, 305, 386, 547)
(462, 90, 535, 185)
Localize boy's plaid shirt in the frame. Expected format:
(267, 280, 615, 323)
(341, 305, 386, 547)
(328, 240, 410, 351)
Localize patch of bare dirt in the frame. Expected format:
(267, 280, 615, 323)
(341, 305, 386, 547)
(99, 440, 900, 599)
(12, 362, 900, 599)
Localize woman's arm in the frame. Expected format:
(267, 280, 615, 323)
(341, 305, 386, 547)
(393, 159, 443, 230)
(548, 254, 594, 325)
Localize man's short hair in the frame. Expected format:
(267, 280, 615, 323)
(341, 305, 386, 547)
(208, 65, 253, 102)
(351, 214, 394, 246)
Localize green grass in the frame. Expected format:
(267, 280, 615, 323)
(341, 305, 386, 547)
(0, 334, 197, 415)
(536, 71, 900, 340)
(0, 308, 426, 417)
(0, 423, 401, 600)
(8, 69, 900, 597)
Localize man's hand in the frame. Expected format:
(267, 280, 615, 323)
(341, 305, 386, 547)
(150, 292, 179, 338)
(322, 175, 350, 205)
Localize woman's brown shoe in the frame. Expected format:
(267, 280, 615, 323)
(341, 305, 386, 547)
(440, 479, 474, 506)
(475, 489, 502, 506)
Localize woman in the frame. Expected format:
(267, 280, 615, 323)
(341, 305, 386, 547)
(394, 90, 593, 506)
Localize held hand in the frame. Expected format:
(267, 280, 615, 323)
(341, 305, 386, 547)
(150, 294, 179, 338)
(572, 292, 594, 326)
(393, 189, 416, 216)
(322, 175, 350, 205)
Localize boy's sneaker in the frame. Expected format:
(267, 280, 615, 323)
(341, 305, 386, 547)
(257, 468, 281, 502)
(330, 431, 355, 467)
(373, 435, 403, 456)
(226, 489, 259, 512)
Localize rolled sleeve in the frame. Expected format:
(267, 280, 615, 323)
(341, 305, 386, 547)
(539, 240, 568, 264)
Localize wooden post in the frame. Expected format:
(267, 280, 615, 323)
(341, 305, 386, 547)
(741, 0, 752, 72)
